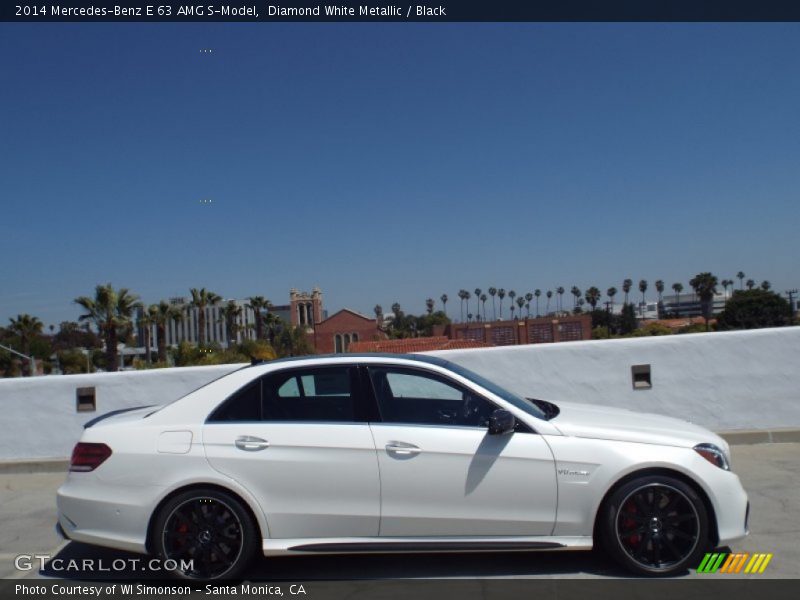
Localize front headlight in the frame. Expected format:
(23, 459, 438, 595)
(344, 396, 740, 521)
(694, 443, 730, 471)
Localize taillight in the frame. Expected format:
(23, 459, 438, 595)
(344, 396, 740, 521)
(70, 443, 112, 472)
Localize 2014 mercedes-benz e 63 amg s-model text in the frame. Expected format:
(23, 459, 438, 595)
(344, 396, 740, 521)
(57, 354, 749, 579)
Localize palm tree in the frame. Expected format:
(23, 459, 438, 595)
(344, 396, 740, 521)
(746, 279, 755, 290)
(474, 289, 482, 319)
(525, 292, 533, 317)
(622, 279, 633, 305)
(556, 287, 565, 312)
(75, 284, 139, 371)
(498, 289, 506, 319)
(585, 287, 601, 311)
(761, 280, 771, 291)
(464, 291, 472, 320)
(655, 280, 665, 303)
(8, 314, 43, 375)
(190, 288, 221, 346)
(607, 287, 618, 312)
(247, 296, 271, 341)
(151, 301, 182, 363)
(515, 296, 525, 319)
(737, 271, 745, 290)
(263, 312, 282, 346)
(488, 287, 497, 321)
(570, 286, 581, 309)
(440, 294, 448, 316)
(672, 283, 684, 316)
(480, 294, 488, 321)
(138, 307, 154, 364)
(689, 272, 719, 331)
(638, 280, 648, 316)
(425, 298, 435, 314)
(534, 289, 541, 317)
(508, 291, 517, 319)
(545, 290, 553, 314)
(218, 300, 243, 346)
(457, 290, 467, 322)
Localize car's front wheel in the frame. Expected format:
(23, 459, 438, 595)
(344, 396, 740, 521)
(153, 488, 258, 580)
(600, 475, 710, 576)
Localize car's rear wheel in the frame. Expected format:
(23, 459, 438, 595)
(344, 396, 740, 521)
(153, 488, 258, 580)
(600, 475, 710, 576)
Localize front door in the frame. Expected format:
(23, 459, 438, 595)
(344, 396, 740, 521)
(366, 365, 557, 537)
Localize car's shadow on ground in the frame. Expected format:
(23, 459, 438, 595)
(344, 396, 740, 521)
(40, 541, 642, 580)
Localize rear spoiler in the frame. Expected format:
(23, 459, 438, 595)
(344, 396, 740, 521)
(84, 405, 154, 428)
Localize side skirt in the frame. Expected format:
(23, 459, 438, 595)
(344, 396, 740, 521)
(262, 536, 593, 556)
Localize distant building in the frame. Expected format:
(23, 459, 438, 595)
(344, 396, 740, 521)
(645, 316, 710, 332)
(311, 308, 387, 354)
(348, 336, 490, 353)
(446, 314, 592, 346)
(138, 298, 258, 349)
(660, 292, 728, 318)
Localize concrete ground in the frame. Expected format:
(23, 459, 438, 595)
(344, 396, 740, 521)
(1, 443, 798, 580)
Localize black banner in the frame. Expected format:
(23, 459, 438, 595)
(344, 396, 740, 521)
(3, 579, 800, 600)
(4, 1, 800, 22)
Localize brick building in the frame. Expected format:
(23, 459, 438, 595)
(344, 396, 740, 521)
(447, 314, 592, 346)
(310, 308, 387, 354)
(348, 336, 490, 353)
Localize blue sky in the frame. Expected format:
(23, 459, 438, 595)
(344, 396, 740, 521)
(1, 23, 799, 326)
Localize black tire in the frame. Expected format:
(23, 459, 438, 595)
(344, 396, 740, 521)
(153, 488, 258, 580)
(600, 475, 710, 576)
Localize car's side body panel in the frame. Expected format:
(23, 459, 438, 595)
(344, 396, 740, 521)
(203, 422, 381, 538)
(369, 423, 557, 536)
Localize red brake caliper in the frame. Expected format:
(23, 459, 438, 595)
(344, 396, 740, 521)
(623, 501, 640, 546)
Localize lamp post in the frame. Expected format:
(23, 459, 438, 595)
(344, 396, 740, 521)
(0, 342, 36, 376)
(786, 289, 798, 319)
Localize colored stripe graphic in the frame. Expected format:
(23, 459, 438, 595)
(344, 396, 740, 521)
(698, 552, 772, 574)
(697, 553, 725, 573)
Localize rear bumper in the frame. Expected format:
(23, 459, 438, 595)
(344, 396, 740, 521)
(55, 521, 70, 540)
(57, 475, 162, 555)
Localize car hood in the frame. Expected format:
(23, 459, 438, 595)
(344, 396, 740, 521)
(549, 400, 728, 450)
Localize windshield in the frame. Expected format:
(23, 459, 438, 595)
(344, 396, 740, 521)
(425, 358, 547, 421)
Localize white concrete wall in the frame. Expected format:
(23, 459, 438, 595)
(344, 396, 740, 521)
(431, 327, 800, 433)
(1, 327, 798, 460)
(0, 364, 243, 460)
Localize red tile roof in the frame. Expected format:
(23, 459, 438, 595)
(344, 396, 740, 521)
(649, 316, 713, 330)
(348, 336, 489, 354)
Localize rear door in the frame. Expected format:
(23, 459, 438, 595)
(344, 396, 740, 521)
(202, 364, 380, 539)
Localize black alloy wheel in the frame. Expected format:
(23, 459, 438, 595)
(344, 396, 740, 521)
(601, 475, 710, 576)
(154, 489, 258, 580)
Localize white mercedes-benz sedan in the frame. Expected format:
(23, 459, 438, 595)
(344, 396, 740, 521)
(57, 353, 749, 580)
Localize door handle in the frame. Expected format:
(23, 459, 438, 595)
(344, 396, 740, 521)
(385, 442, 421, 456)
(235, 436, 270, 451)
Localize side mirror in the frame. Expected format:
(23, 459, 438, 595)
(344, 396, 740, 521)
(488, 409, 515, 435)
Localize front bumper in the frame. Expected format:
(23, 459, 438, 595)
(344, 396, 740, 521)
(711, 470, 750, 546)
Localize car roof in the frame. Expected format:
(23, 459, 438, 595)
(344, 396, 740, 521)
(249, 352, 450, 369)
